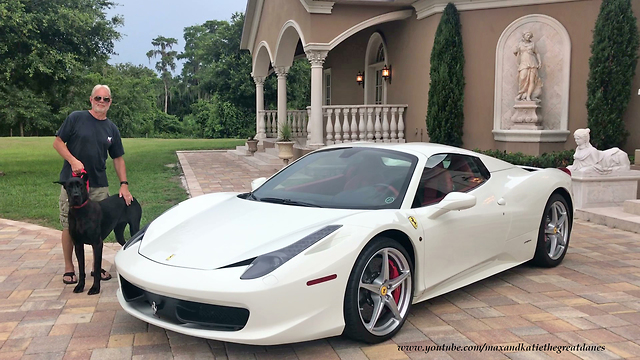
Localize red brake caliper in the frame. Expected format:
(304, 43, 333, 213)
(388, 260, 401, 304)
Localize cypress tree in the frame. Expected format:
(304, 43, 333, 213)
(426, 3, 465, 147)
(586, 0, 639, 149)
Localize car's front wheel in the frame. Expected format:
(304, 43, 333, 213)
(343, 237, 413, 343)
(533, 194, 572, 267)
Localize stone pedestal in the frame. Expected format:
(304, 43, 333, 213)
(510, 101, 542, 130)
(571, 170, 640, 209)
(635, 149, 639, 165)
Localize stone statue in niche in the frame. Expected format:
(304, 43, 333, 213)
(514, 31, 543, 102)
(567, 128, 631, 175)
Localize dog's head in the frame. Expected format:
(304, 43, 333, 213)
(55, 173, 89, 207)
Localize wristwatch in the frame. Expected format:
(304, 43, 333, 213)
(120, 181, 129, 185)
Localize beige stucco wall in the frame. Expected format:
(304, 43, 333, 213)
(326, 0, 640, 153)
(254, 0, 640, 154)
(252, 1, 403, 57)
(252, 0, 310, 57)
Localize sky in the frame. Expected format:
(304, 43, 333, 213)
(105, 0, 247, 74)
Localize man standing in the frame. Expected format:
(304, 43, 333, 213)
(53, 84, 134, 284)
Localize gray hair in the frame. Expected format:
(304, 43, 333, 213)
(91, 84, 112, 97)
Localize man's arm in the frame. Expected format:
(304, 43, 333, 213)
(53, 137, 84, 174)
(113, 156, 133, 206)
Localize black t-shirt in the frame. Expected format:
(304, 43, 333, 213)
(56, 110, 125, 187)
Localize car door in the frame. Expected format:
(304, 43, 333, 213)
(411, 153, 511, 293)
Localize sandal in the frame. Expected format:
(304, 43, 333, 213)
(62, 272, 77, 284)
(90, 268, 112, 281)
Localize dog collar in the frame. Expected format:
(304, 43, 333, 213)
(72, 199, 89, 209)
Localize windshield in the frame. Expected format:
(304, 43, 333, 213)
(249, 147, 418, 209)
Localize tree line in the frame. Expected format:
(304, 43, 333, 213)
(0, 1, 310, 139)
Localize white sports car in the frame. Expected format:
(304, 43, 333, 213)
(115, 143, 573, 345)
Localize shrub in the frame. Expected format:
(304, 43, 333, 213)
(475, 149, 575, 168)
(586, 0, 639, 149)
(426, 3, 465, 147)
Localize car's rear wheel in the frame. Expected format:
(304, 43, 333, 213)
(343, 237, 413, 343)
(533, 194, 571, 267)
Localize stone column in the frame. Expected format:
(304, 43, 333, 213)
(274, 66, 290, 137)
(306, 50, 328, 148)
(252, 75, 266, 140)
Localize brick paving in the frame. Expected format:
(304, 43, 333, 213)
(2, 151, 640, 359)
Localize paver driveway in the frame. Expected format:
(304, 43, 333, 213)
(1, 151, 640, 359)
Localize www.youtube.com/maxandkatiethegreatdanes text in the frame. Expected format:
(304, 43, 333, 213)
(397, 343, 605, 354)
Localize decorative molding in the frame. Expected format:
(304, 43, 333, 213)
(493, 14, 571, 142)
(240, 0, 265, 53)
(273, 66, 290, 77)
(251, 41, 274, 77)
(492, 130, 571, 142)
(304, 10, 413, 53)
(305, 50, 328, 67)
(274, 20, 307, 67)
(412, 0, 585, 20)
(252, 75, 266, 86)
(299, 0, 335, 14)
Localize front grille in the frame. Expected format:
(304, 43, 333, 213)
(120, 275, 249, 331)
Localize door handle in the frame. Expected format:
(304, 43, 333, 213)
(497, 198, 506, 206)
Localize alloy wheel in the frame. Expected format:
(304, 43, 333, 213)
(544, 200, 569, 260)
(357, 247, 412, 336)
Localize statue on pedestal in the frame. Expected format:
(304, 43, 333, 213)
(514, 31, 543, 102)
(567, 128, 631, 175)
(509, 31, 544, 130)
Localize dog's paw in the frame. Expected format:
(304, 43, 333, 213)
(73, 283, 85, 293)
(87, 286, 100, 295)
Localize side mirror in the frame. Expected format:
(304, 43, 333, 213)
(251, 177, 267, 191)
(428, 192, 476, 219)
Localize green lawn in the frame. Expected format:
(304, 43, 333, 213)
(0, 137, 244, 240)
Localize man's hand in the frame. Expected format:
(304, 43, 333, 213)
(119, 184, 133, 206)
(71, 159, 84, 175)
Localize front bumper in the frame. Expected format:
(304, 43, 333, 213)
(114, 242, 357, 345)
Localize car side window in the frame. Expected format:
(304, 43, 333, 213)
(447, 154, 489, 193)
(412, 154, 489, 208)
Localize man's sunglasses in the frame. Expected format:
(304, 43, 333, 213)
(93, 96, 111, 103)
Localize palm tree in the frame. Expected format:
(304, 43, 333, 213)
(147, 36, 178, 113)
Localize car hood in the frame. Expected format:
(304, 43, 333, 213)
(138, 193, 361, 270)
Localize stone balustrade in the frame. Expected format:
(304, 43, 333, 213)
(258, 110, 309, 139)
(259, 105, 407, 146)
(321, 105, 407, 145)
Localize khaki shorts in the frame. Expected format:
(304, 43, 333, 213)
(59, 186, 109, 229)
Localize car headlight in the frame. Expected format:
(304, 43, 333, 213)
(123, 223, 150, 250)
(240, 225, 342, 280)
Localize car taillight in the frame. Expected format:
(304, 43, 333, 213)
(558, 167, 571, 176)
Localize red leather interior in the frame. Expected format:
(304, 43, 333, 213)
(421, 163, 453, 206)
(448, 156, 476, 193)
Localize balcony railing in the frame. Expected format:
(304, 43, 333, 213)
(258, 104, 407, 145)
(322, 105, 407, 144)
(259, 110, 309, 139)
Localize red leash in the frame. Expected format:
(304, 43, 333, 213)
(71, 169, 90, 208)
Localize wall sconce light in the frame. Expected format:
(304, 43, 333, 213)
(382, 64, 391, 83)
(356, 71, 364, 87)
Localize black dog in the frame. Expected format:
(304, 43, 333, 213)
(58, 175, 142, 295)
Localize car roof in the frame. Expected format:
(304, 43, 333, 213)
(322, 142, 515, 172)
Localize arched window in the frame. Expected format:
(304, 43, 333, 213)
(376, 44, 385, 63)
(364, 32, 388, 105)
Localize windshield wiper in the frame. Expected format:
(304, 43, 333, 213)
(239, 192, 258, 201)
(258, 197, 321, 207)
